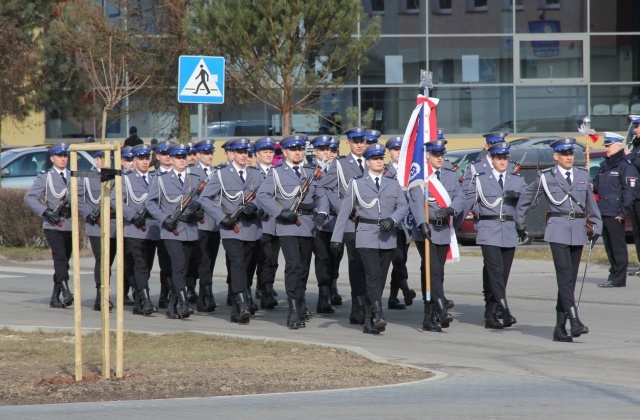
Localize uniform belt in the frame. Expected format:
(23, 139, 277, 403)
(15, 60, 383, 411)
(547, 211, 585, 220)
(358, 217, 380, 225)
(59, 211, 71, 218)
(428, 218, 447, 227)
(177, 214, 195, 223)
(478, 215, 514, 222)
(329, 211, 337, 216)
(296, 209, 314, 216)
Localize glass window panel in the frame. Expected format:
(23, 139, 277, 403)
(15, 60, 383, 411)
(590, 0, 639, 33)
(362, 0, 426, 34)
(519, 39, 583, 80)
(45, 108, 97, 140)
(361, 37, 426, 85)
(429, 1, 512, 34)
(590, 86, 637, 132)
(515, 86, 586, 133)
(429, 37, 513, 84)
(515, 0, 587, 33)
(591, 35, 640, 83)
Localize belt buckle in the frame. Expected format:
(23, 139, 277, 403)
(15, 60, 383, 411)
(568, 211, 576, 220)
(435, 218, 443, 227)
(376, 218, 381, 226)
(498, 214, 507, 222)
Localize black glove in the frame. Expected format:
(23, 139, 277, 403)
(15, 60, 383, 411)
(219, 215, 235, 230)
(516, 223, 528, 243)
(131, 213, 146, 228)
(379, 217, 395, 232)
(187, 200, 201, 212)
(162, 217, 177, 231)
(434, 207, 455, 220)
(314, 213, 327, 230)
(588, 232, 600, 249)
(196, 208, 205, 221)
(44, 209, 61, 225)
(330, 242, 342, 256)
(503, 190, 521, 200)
(277, 209, 299, 224)
(418, 223, 431, 241)
(243, 202, 258, 216)
(86, 213, 99, 225)
(256, 208, 265, 220)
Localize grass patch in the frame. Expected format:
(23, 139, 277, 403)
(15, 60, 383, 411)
(459, 246, 640, 266)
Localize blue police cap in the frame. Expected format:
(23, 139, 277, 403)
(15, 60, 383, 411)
(85, 136, 95, 143)
(329, 137, 340, 150)
(550, 137, 576, 152)
(195, 139, 214, 152)
(254, 137, 277, 151)
(345, 126, 368, 139)
(280, 134, 308, 149)
(363, 143, 386, 159)
(311, 135, 333, 148)
(437, 129, 445, 140)
(425, 139, 447, 154)
(364, 129, 381, 143)
(603, 132, 624, 146)
(121, 146, 133, 159)
(632, 118, 640, 125)
(153, 140, 175, 153)
(483, 132, 509, 144)
(49, 143, 69, 156)
(131, 144, 151, 157)
(187, 141, 197, 154)
(488, 141, 511, 156)
(226, 137, 251, 151)
(168, 143, 189, 156)
(385, 136, 403, 149)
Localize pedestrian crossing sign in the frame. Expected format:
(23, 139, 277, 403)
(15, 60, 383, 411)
(177, 56, 225, 104)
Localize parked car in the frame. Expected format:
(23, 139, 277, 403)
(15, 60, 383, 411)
(1, 146, 97, 189)
(490, 117, 583, 133)
(445, 148, 482, 179)
(509, 136, 586, 151)
(207, 120, 274, 137)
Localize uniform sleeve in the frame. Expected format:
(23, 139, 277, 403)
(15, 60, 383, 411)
(586, 187, 603, 236)
(330, 181, 354, 244)
(145, 175, 168, 222)
(515, 172, 543, 225)
(313, 183, 330, 214)
(200, 174, 225, 223)
(24, 174, 47, 216)
(256, 171, 282, 217)
(77, 178, 92, 218)
(390, 184, 409, 223)
(449, 179, 465, 215)
(408, 184, 427, 226)
(465, 176, 479, 216)
(620, 163, 639, 217)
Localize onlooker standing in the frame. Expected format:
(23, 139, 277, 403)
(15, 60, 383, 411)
(626, 117, 640, 275)
(124, 126, 144, 147)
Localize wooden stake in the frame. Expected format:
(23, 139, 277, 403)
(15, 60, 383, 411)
(70, 151, 83, 382)
(114, 147, 124, 379)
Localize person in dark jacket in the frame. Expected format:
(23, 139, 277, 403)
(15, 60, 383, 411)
(124, 126, 144, 147)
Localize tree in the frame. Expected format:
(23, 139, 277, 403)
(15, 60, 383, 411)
(188, 0, 380, 136)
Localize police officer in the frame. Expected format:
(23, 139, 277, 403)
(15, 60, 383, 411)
(327, 136, 343, 306)
(627, 117, 640, 276)
(184, 141, 202, 302)
(466, 142, 526, 329)
(364, 129, 381, 144)
(24, 143, 74, 308)
(515, 138, 602, 342)
(120, 146, 136, 306)
(593, 132, 638, 288)
(409, 138, 465, 332)
(186, 141, 198, 166)
(146, 143, 203, 319)
(257, 134, 329, 330)
(384, 135, 416, 310)
(331, 143, 409, 334)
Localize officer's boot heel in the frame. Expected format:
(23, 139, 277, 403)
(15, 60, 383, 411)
(436, 298, 453, 328)
(400, 278, 416, 307)
(287, 298, 301, 330)
(552, 312, 573, 342)
(50, 284, 65, 308)
(177, 289, 194, 319)
(568, 307, 589, 337)
(422, 301, 441, 332)
(485, 302, 504, 329)
(60, 280, 74, 306)
(363, 305, 380, 335)
(499, 298, 517, 327)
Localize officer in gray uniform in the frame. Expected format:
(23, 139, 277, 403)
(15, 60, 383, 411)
(120, 146, 137, 306)
(24, 143, 74, 308)
(409, 139, 465, 332)
(146, 143, 203, 319)
(515, 138, 602, 342)
(113, 143, 160, 316)
(331, 143, 409, 334)
(327, 136, 343, 306)
(201, 137, 264, 324)
(257, 134, 329, 330)
(466, 142, 526, 329)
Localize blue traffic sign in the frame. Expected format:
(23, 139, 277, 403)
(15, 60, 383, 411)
(177, 56, 225, 104)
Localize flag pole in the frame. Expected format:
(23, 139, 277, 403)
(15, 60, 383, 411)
(420, 70, 432, 303)
(582, 116, 591, 169)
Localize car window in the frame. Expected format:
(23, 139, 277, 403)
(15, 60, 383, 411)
(589, 156, 605, 181)
(3, 151, 48, 177)
(76, 153, 95, 171)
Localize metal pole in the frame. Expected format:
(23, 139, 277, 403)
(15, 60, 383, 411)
(577, 242, 592, 308)
(420, 70, 433, 302)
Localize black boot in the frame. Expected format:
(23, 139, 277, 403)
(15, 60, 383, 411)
(436, 298, 453, 328)
(399, 279, 416, 307)
(196, 286, 207, 312)
(485, 302, 504, 329)
(93, 286, 113, 312)
(255, 286, 262, 300)
(260, 283, 278, 309)
(139, 289, 155, 316)
(176, 289, 194, 319)
(499, 298, 517, 327)
(123, 280, 135, 306)
(567, 306, 589, 337)
(236, 292, 251, 321)
(330, 278, 342, 306)
(186, 278, 198, 303)
(387, 282, 406, 310)
(552, 312, 573, 342)
(165, 290, 180, 319)
(246, 288, 258, 315)
(158, 278, 170, 309)
(349, 295, 366, 325)
(198, 285, 216, 312)
(317, 286, 335, 314)
(422, 301, 441, 332)
(299, 296, 311, 321)
(372, 301, 387, 331)
(443, 295, 454, 310)
(287, 298, 302, 329)
(363, 305, 380, 335)
(132, 290, 144, 315)
(59, 280, 74, 306)
(49, 284, 65, 308)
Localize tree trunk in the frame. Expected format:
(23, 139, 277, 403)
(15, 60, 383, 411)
(178, 103, 191, 143)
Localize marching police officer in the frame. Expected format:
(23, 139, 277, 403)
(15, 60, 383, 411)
(627, 117, 640, 275)
(592, 132, 638, 288)
(24, 143, 74, 308)
(121, 146, 136, 306)
(466, 142, 525, 329)
(327, 136, 343, 305)
(515, 138, 602, 342)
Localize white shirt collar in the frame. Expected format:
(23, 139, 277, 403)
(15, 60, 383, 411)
(351, 153, 364, 162)
(259, 163, 270, 173)
(232, 162, 246, 174)
(557, 165, 573, 179)
(492, 168, 506, 180)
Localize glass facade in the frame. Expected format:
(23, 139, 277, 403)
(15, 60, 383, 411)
(44, 0, 640, 140)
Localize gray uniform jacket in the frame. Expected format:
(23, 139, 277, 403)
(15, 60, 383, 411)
(466, 170, 526, 248)
(331, 173, 409, 249)
(409, 168, 465, 245)
(111, 170, 160, 241)
(257, 162, 329, 238)
(322, 154, 366, 234)
(77, 170, 116, 238)
(145, 169, 203, 241)
(515, 166, 602, 245)
(189, 162, 220, 232)
(200, 164, 263, 241)
(255, 164, 276, 235)
(24, 168, 72, 232)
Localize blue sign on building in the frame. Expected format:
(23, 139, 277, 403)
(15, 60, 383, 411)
(177, 56, 225, 104)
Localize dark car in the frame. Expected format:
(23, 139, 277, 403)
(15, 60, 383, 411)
(444, 148, 482, 180)
(509, 136, 586, 151)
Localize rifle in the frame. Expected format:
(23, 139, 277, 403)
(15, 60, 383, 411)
(228, 184, 260, 233)
(382, 163, 389, 176)
(168, 178, 208, 236)
(513, 151, 528, 174)
(51, 192, 71, 227)
(88, 207, 101, 226)
(290, 157, 328, 226)
(450, 154, 467, 173)
(134, 207, 150, 232)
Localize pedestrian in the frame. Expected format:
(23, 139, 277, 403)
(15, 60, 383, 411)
(592, 132, 638, 288)
(624, 117, 640, 276)
(515, 138, 602, 342)
(124, 126, 143, 147)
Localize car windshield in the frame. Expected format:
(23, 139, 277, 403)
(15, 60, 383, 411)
(508, 138, 529, 146)
(1, 150, 19, 166)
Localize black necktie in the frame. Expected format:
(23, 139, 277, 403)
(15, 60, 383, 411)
(435, 170, 440, 181)
(239, 170, 245, 183)
(375, 176, 380, 191)
(565, 171, 571, 185)
(293, 166, 301, 178)
(60, 171, 67, 184)
(498, 174, 504, 189)
(142, 174, 148, 186)
(178, 173, 183, 186)
(357, 159, 364, 174)
(204, 167, 208, 177)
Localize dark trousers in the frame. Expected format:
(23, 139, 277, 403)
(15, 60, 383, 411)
(631, 199, 640, 262)
(222, 239, 257, 294)
(480, 245, 515, 303)
(257, 233, 280, 287)
(279, 236, 314, 300)
(197, 230, 221, 287)
(344, 232, 366, 298)
(126, 237, 157, 290)
(313, 231, 334, 288)
(163, 239, 195, 291)
(415, 241, 448, 302)
(88, 235, 117, 287)
(156, 239, 172, 283)
(44, 230, 72, 284)
(602, 216, 628, 285)
(358, 248, 393, 303)
(389, 228, 409, 288)
(124, 240, 135, 291)
(549, 242, 583, 312)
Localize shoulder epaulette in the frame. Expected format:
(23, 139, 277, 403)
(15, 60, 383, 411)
(40, 169, 47, 174)
(575, 166, 588, 172)
(475, 171, 486, 177)
(338, 155, 348, 160)
(384, 175, 396, 180)
(353, 175, 363, 180)
(157, 170, 169, 176)
(214, 163, 227, 170)
(470, 158, 482, 164)
(510, 172, 522, 177)
(541, 168, 552, 173)
(443, 167, 456, 173)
